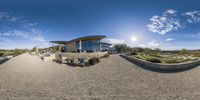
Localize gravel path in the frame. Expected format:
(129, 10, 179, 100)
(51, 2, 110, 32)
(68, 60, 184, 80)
(0, 53, 200, 100)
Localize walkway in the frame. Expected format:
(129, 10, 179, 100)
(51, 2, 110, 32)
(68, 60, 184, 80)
(0, 54, 200, 99)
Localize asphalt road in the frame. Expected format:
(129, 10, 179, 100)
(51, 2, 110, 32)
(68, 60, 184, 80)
(0, 53, 200, 100)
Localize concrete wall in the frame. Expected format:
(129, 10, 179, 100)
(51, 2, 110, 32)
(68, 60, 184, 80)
(120, 54, 200, 71)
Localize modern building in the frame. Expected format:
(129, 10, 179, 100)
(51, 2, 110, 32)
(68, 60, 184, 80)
(50, 35, 111, 52)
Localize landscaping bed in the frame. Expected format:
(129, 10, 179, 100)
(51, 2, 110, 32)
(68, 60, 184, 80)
(131, 52, 199, 64)
(121, 54, 200, 71)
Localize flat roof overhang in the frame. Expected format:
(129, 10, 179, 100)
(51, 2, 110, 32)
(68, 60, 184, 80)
(100, 42, 112, 46)
(71, 35, 105, 41)
(50, 35, 106, 45)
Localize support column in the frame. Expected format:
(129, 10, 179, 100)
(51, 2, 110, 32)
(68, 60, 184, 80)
(36, 46, 39, 54)
(79, 40, 82, 52)
(51, 43, 54, 52)
(59, 45, 62, 52)
(99, 40, 101, 52)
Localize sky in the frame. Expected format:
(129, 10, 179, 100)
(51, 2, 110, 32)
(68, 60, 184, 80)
(0, 0, 200, 50)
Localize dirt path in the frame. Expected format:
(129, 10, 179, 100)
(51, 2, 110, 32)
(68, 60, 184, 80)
(0, 53, 200, 99)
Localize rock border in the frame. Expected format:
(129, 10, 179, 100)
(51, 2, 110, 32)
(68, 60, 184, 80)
(120, 54, 200, 72)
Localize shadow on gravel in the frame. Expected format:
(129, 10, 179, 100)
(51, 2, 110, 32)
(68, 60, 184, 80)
(120, 55, 200, 73)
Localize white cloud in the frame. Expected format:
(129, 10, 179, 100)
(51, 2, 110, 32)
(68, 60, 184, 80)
(164, 9, 177, 15)
(0, 12, 8, 20)
(30, 29, 46, 42)
(184, 32, 200, 39)
(32, 35, 45, 42)
(0, 37, 15, 44)
(166, 38, 174, 42)
(106, 38, 125, 44)
(0, 29, 46, 42)
(0, 30, 28, 38)
(31, 28, 43, 35)
(184, 11, 200, 23)
(23, 22, 38, 27)
(0, 12, 46, 43)
(197, 32, 200, 36)
(147, 9, 181, 35)
(0, 12, 19, 22)
(139, 41, 160, 48)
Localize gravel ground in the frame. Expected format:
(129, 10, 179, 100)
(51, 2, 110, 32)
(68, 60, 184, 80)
(0, 53, 200, 100)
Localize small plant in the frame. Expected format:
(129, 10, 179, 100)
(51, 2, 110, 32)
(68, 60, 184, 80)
(102, 54, 109, 58)
(146, 58, 161, 63)
(89, 58, 100, 65)
(131, 52, 137, 55)
(165, 59, 179, 63)
(0, 52, 4, 57)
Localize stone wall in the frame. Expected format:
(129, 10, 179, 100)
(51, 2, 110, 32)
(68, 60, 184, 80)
(55, 51, 108, 60)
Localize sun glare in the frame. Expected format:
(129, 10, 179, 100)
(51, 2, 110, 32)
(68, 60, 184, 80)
(131, 36, 137, 42)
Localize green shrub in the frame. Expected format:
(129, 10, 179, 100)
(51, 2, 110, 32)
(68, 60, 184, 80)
(146, 58, 161, 63)
(150, 53, 161, 58)
(131, 52, 137, 55)
(0, 52, 4, 57)
(89, 58, 100, 65)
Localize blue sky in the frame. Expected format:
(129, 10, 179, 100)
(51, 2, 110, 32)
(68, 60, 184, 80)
(0, 0, 200, 50)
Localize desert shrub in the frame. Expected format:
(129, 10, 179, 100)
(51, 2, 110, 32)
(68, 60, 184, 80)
(192, 51, 200, 57)
(10, 50, 25, 57)
(0, 52, 4, 57)
(146, 58, 161, 63)
(165, 59, 179, 63)
(89, 58, 100, 65)
(102, 54, 109, 58)
(131, 52, 137, 55)
(150, 53, 161, 58)
(137, 53, 147, 60)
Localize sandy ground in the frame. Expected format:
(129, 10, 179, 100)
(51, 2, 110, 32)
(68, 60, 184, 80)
(0, 53, 200, 100)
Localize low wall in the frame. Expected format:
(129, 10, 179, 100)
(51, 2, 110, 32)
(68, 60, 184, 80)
(55, 52, 108, 60)
(120, 54, 200, 71)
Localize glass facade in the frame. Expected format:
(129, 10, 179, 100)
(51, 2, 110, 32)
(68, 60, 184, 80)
(101, 43, 110, 51)
(76, 40, 100, 52)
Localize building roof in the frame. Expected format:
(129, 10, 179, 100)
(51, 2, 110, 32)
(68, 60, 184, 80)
(100, 42, 112, 46)
(71, 35, 105, 41)
(50, 35, 106, 44)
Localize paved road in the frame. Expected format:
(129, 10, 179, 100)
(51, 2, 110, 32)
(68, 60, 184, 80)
(0, 54, 200, 100)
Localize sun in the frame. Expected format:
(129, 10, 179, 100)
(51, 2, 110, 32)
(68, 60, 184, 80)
(131, 36, 137, 42)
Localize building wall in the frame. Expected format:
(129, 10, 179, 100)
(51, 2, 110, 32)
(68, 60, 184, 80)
(66, 42, 77, 52)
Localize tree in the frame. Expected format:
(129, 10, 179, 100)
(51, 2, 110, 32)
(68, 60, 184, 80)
(112, 44, 129, 53)
(31, 47, 37, 52)
(179, 49, 189, 55)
